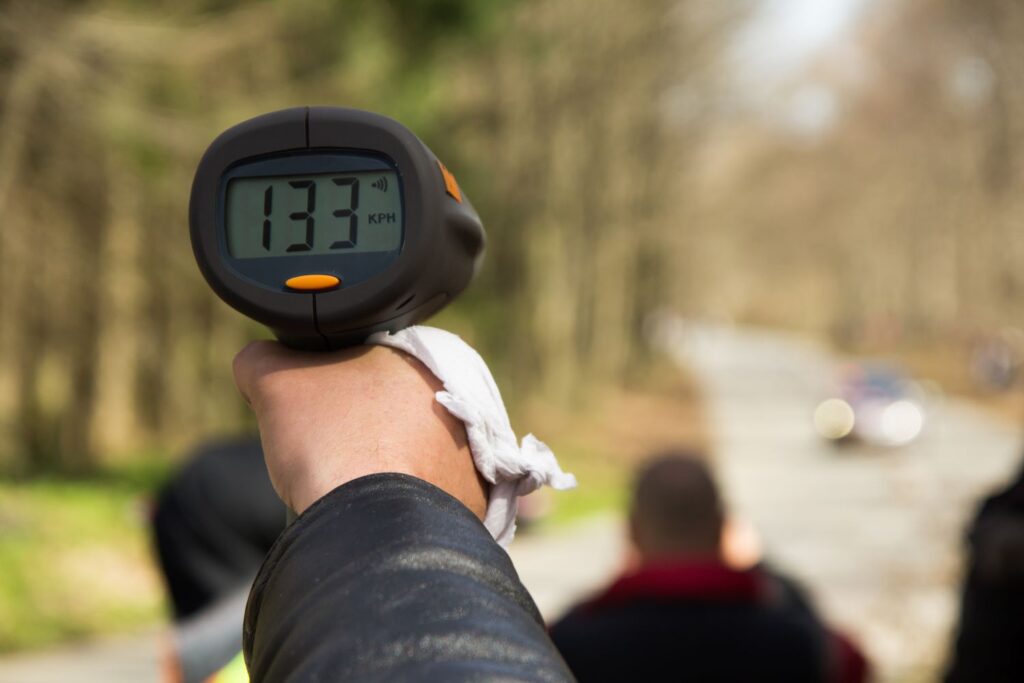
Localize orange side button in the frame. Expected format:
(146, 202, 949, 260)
(438, 161, 463, 203)
(285, 274, 340, 291)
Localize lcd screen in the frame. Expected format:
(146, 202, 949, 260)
(226, 170, 402, 259)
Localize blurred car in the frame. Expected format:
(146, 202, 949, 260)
(813, 362, 926, 447)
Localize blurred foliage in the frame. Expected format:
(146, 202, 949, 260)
(675, 0, 1024, 355)
(0, 0, 730, 472)
(4, 0, 1018, 475)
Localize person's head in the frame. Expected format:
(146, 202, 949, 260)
(628, 452, 724, 562)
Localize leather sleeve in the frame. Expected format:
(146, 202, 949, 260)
(243, 473, 574, 682)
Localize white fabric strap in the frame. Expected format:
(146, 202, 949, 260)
(367, 326, 576, 546)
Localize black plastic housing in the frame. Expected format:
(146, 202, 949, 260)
(189, 107, 485, 349)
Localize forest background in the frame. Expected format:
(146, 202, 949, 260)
(1, 0, 1023, 652)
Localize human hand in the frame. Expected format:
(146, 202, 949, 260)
(232, 341, 487, 518)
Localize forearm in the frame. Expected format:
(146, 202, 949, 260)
(243, 473, 573, 682)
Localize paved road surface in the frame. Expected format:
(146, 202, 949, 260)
(515, 322, 1021, 681)
(0, 632, 162, 683)
(662, 322, 1022, 682)
(2, 323, 1019, 682)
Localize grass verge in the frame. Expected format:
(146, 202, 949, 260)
(0, 459, 172, 652)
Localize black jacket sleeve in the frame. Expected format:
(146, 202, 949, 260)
(243, 473, 574, 683)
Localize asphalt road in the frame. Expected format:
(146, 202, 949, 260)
(2, 323, 1019, 682)
(661, 322, 1022, 682)
(0, 632, 163, 683)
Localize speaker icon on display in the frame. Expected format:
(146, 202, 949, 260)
(371, 177, 389, 192)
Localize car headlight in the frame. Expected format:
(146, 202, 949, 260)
(880, 399, 924, 445)
(814, 398, 856, 439)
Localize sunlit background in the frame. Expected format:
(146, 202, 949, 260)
(1, 0, 1023, 681)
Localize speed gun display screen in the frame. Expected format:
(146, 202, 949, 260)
(225, 170, 402, 259)
(190, 106, 486, 350)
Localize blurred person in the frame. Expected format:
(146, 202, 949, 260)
(945, 457, 1024, 683)
(549, 453, 868, 683)
(151, 436, 286, 683)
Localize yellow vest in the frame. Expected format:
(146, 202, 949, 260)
(206, 651, 248, 683)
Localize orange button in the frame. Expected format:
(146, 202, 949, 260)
(285, 274, 340, 291)
(438, 161, 463, 203)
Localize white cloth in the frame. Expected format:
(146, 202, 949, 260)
(367, 326, 576, 546)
